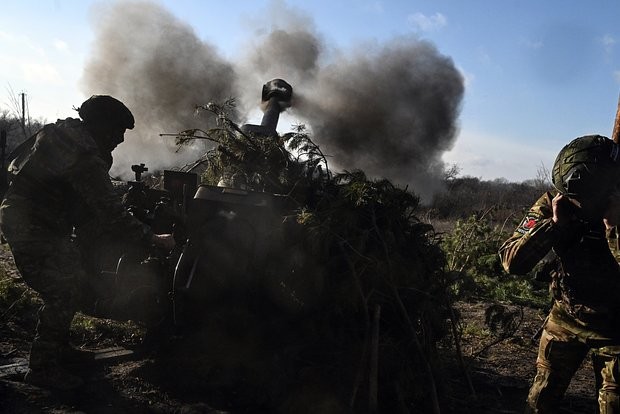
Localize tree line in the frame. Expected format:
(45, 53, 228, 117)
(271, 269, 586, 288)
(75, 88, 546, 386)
(427, 164, 553, 226)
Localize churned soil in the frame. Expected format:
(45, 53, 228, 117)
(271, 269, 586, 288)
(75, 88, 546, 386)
(0, 245, 597, 414)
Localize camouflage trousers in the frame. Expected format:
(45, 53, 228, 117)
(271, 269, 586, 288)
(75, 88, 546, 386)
(8, 238, 85, 369)
(526, 302, 620, 414)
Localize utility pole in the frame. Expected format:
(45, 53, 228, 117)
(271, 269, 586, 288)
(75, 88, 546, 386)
(20, 92, 26, 132)
(0, 129, 7, 197)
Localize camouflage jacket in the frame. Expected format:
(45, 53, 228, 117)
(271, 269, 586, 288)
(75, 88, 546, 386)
(0, 118, 151, 243)
(499, 191, 620, 310)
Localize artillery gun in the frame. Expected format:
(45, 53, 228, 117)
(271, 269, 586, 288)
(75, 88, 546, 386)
(78, 79, 336, 411)
(0, 79, 449, 412)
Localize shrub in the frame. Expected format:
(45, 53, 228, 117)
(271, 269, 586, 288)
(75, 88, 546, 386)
(442, 213, 548, 307)
(0, 260, 40, 325)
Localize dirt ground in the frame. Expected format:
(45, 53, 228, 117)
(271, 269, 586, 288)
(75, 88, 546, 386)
(0, 246, 598, 414)
(442, 302, 595, 414)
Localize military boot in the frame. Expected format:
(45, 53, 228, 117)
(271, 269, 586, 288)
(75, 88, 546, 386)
(24, 364, 84, 390)
(60, 344, 94, 365)
(25, 339, 84, 390)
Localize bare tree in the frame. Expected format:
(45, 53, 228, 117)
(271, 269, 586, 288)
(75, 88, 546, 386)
(5, 85, 42, 140)
(523, 162, 553, 193)
(443, 163, 461, 182)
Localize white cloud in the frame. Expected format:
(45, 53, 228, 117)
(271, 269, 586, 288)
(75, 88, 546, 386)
(443, 128, 556, 182)
(458, 66, 475, 89)
(0, 29, 78, 90)
(601, 34, 616, 55)
(408, 12, 447, 32)
(0, 30, 13, 42)
(519, 37, 543, 50)
(53, 39, 69, 52)
(476, 46, 492, 65)
(21, 62, 63, 85)
(0, 30, 46, 57)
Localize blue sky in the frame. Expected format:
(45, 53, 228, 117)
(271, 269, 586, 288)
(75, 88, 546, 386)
(1, 0, 620, 183)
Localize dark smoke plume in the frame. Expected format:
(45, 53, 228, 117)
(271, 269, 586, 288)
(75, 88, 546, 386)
(81, 1, 464, 200)
(80, 0, 237, 179)
(297, 38, 464, 200)
(234, 1, 322, 116)
(239, 7, 464, 200)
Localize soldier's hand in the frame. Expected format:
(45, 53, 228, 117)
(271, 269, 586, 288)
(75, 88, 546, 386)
(603, 190, 620, 229)
(151, 233, 176, 251)
(552, 193, 576, 227)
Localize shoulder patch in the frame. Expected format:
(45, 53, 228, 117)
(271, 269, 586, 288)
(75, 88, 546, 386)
(516, 215, 540, 234)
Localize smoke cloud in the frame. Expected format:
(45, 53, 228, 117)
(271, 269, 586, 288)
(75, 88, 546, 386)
(294, 38, 463, 200)
(81, 0, 237, 179)
(81, 0, 464, 200)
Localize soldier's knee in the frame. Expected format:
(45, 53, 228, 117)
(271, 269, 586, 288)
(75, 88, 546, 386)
(599, 389, 620, 414)
(526, 368, 569, 414)
(595, 348, 620, 414)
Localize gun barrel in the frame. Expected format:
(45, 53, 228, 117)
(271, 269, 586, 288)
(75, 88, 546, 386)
(241, 79, 293, 137)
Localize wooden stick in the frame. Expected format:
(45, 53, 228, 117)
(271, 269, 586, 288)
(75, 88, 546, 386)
(370, 211, 441, 414)
(448, 302, 476, 399)
(612, 92, 620, 144)
(369, 304, 381, 414)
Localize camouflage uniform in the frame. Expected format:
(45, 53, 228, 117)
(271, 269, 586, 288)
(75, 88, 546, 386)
(0, 118, 151, 385)
(500, 191, 620, 413)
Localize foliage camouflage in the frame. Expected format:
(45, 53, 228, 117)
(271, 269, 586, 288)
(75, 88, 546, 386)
(172, 102, 452, 411)
(442, 213, 549, 308)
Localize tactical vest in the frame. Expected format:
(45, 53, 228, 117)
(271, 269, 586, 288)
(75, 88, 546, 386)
(550, 223, 620, 312)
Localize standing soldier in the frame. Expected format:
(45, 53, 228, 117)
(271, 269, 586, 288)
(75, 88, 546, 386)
(0, 95, 174, 390)
(499, 134, 620, 413)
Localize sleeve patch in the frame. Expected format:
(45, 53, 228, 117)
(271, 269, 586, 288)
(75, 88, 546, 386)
(516, 215, 540, 234)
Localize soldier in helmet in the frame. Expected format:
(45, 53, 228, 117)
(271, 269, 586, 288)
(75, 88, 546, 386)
(0, 95, 175, 390)
(499, 134, 620, 413)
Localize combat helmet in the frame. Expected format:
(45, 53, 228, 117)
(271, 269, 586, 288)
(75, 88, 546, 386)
(552, 134, 620, 205)
(77, 95, 134, 130)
